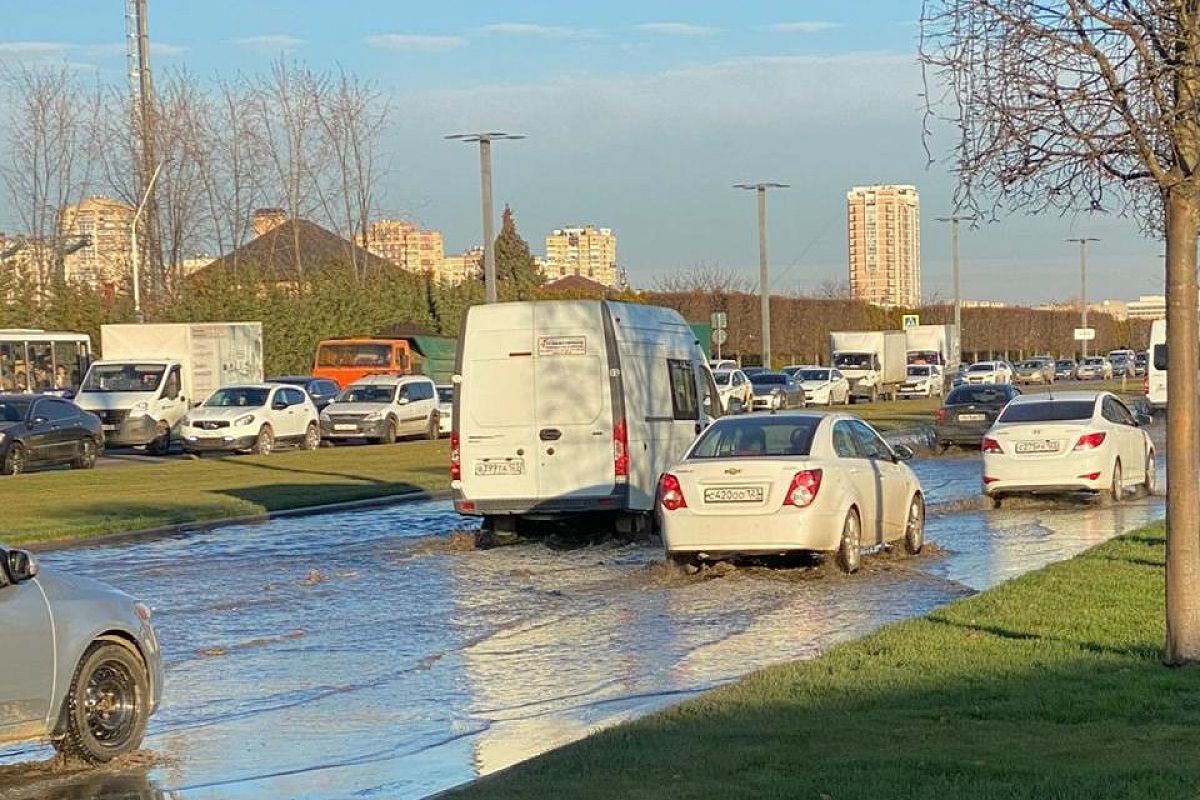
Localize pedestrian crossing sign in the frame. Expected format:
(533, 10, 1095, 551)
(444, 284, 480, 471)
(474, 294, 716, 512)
(902, 314, 920, 329)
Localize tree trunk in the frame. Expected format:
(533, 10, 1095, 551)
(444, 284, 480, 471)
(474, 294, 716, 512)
(1164, 187, 1200, 665)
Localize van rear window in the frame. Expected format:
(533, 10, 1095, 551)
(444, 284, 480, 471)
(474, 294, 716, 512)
(1154, 343, 1167, 371)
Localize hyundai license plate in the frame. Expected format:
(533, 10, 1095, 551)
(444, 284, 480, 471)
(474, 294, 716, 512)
(704, 486, 764, 504)
(475, 460, 524, 476)
(957, 413, 985, 422)
(1016, 440, 1059, 454)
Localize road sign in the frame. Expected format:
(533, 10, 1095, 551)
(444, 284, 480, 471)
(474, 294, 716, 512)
(712, 328, 728, 346)
(902, 314, 920, 329)
(711, 311, 728, 330)
(1073, 327, 1096, 341)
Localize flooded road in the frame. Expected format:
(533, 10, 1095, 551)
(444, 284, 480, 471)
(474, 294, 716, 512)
(0, 451, 1167, 800)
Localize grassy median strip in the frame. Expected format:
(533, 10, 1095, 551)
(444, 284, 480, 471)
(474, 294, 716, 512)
(451, 522, 1200, 800)
(0, 442, 450, 546)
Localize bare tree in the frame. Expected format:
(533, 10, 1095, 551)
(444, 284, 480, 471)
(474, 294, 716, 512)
(654, 262, 752, 294)
(922, 0, 1200, 663)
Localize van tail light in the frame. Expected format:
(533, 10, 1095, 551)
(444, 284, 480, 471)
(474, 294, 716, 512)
(659, 473, 687, 511)
(933, 408, 946, 424)
(981, 436, 1003, 454)
(783, 469, 823, 507)
(450, 432, 461, 481)
(1143, 374, 1149, 396)
(613, 418, 629, 482)
(1073, 432, 1107, 451)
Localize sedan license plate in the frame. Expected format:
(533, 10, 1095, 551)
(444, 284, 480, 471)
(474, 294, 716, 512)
(703, 486, 764, 504)
(333, 424, 358, 431)
(101, 424, 117, 432)
(475, 460, 524, 476)
(1016, 440, 1060, 454)
(957, 413, 985, 422)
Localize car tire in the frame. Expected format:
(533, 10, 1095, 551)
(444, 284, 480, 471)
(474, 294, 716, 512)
(71, 437, 98, 470)
(303, 423, 320, 451)
(666, 552, 696, 576)
(836, 508, 862, 574)
(1109, 460, 1123, 503)
(1144, 452, 1157, 496)
(147, 422, 170, 457)
(904, 494, 925, 555)
(425, 414, 439, 440)
(2, 443, 26, 476)
(252, 425, 274, 456)
(55, 641, 151, 764)
(380, 419, 397, 445)
(990, 495, 1003, 509)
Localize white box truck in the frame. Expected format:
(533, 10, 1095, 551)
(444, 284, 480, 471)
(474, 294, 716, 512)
(76, 322, 263, 453)
(452, 300, 714, 534)
(829, 330, 908, 402)
(905, 324, 960, 371)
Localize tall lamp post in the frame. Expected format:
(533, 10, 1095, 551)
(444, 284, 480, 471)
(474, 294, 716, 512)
(734, 181, 789, 368)
(446, 132, 525, 304)
(935, 215, 974, 364)
(1067, 237, 1100, 358)
(131, 159, 165, 324)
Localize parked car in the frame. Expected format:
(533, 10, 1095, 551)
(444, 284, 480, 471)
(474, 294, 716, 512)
(266, 376, 342, 412)
(436, 384, 454, 436)
(964, 361, 1013, 384)
(934, 383, 1022, 449)
(898, 364, 944, 398)
(1075, 356, 1114, 380)
(742, 367, 770, 378)
(787, 366, 851, 405)
(748, 371, 806, 410)
(180, 384, 320, 455)
(1013, 359, 1055, 385)
(1054, 359, 1078, 381)
(321, 375, 439, 444)
(0, 544, 163, 762)
(709, 359, 739, 372)
(0, 394, 103, 475)
(711, 368, 753, 413)
(658, 412, 924, 574)
(982, 392, 1154, 507)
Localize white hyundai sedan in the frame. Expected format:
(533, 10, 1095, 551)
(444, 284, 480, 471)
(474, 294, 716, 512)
(981, 391, 1155, 507)
(658, 412, 925, 573)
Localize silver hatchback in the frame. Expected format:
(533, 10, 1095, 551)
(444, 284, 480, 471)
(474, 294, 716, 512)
(0, 545, 163, 763)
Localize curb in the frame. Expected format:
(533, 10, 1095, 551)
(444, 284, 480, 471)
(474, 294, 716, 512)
(29, 488, 455, 553)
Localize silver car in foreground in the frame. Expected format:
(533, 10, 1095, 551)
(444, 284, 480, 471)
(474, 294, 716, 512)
(0, 545, 163, 763)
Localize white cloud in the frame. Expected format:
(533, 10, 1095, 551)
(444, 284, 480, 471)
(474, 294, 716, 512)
(365, 34, 467, 52)
(478, 23, 597, 39)
(231, 34, 305, 52)
(0, 41, 72, 56)
(635, 22, 719, 37)
(767, 22, 842, 34)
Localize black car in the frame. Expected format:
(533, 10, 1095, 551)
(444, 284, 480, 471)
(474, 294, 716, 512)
(266, 376, 342, 412)
(933, 384, 1022, 449)
(0, 394, 103, 475)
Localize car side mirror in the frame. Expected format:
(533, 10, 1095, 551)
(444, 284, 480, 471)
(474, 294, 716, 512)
(398, 397, 411, 405)
(892, 444, 915, 462)
(7, 549, 37, 583)
(272, 400, 289, 410)
(28, 416, 47, 428)
(1135, 412, 1153, 427)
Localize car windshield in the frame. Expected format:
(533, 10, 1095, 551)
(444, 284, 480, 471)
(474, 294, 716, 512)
(437, 387, 454, 403)
(81, 364, 165, 392)
(340, 385, 396, 403)
(712, 372, 732, 386)
(946, 386, 1011, 405)
(968, 363, 994, 372)
(749, 373, 787, 386)
(0, 399, 30, 422)
(907, 366, 931, 377)
(999, 400, 1095, 423)
(1056, 361, 1074, 368)
(1083, 358, 1105, 366)
(205, 387, 269, 407)
(1019, 361, 1042, 368)
(834, 353, 871, 369)
(689, 417, 821, 459)
(316, 343, 393, 368)
(800, 369, 830, 381)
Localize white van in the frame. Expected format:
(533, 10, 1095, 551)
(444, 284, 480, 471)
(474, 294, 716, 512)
(1146, 320, 1167, 410)
(452, 300, 713, 533)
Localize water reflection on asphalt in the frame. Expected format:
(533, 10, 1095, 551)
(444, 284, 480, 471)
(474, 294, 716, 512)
(0, 451, 1167, 800)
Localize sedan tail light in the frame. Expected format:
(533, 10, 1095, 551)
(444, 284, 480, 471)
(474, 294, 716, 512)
(783, 469, 823, 507)
(981, 436, 1003, 454)
(1073, 432, 1107, 451)
(659, 473, 687, 511)
(933, 408, 946, 424)
(450, 432, 461, 480)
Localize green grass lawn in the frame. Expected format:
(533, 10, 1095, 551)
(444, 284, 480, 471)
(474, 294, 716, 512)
(0, 441, 450, 546)
(450, 522, 1200, 799)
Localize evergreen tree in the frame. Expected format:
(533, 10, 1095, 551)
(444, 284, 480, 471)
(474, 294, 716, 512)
(493, 205, 543, 300)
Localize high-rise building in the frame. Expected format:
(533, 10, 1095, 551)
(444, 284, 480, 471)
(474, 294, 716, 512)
(846, 185, 921, 307)
(441, 246, 483, 286)
(60, 196, 136, 288)
(365, 219, 445, 277)
(544, 226, 618, 286)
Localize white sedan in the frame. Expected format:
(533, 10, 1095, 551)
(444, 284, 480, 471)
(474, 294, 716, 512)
(658, 412, 925, 573)
(898, 364, 944, 398)
(785, 366, 851, 405)
(964, 360, 1012, 384)
(982, 391, 1154, 507)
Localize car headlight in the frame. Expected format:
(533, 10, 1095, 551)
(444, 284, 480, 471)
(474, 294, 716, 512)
(130, 400, 150, 416)
(363, 410, 385, 422)
(234, 414, 255, 427)
(320, 410, 331, 421)
(181, 414, 192, 426)
(0, 431, 5, 443)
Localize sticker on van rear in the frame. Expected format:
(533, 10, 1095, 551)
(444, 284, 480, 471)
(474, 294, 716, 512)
(537, 336, 587, 356)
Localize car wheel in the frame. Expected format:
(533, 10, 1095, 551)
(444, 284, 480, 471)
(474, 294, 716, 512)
(71, 438, 98, 470)
(904, 494, 925, 555)
(2, 443, 26, 476)
(55, 641, 150, 764)
(666, 552, 697, 575)
(1109, 460, 1123, 503)
(990, 495, 1003, 509)
(147, 422, 170, 456)
(836, 508, 862, 574)
(380, 419, 397, 445)
(303, 423, 320, 451)
(1144, 452, 1157, 496)
(425, 414, 439, 440)
(252, 425, 274, 456)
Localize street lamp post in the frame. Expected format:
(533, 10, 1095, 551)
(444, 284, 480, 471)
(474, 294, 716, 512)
(1067, 237, 1100, 358)
(935, 215, 975, 364)
(446, 132, 525, 304)
(734, 182, 789, 368)
(131, 159, 165, 324)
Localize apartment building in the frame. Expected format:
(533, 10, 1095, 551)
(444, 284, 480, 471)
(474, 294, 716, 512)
(365, 219, 445, 277)
(59, 196, 136, 287)
(846, 184, 921, 307)
(544, 226, 618, 286)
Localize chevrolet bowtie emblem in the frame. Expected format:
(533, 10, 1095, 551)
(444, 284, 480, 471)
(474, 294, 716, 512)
(724, 467, 742, 475)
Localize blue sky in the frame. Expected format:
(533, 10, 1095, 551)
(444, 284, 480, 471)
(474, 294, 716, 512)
(0, 0, 1161, 304)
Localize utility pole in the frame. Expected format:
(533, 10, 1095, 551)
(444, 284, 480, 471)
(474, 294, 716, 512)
(1067, 237, 1100, 358)
(127, 0, 161, 301)
(734, 182, 788, 368)
(446, 132, 525, 303)
(935, 215, 974, 365)
(131, 161, 165, 324)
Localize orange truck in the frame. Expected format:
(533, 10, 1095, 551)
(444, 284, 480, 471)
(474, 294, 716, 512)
(312, 337, 415, 388)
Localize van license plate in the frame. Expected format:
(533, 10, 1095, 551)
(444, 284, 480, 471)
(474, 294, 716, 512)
(1016, 440, 1059, 453)
(476, 460, 524, 476)
(704, 486, 764, 504)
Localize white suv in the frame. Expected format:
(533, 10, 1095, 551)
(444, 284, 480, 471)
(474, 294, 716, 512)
(320, 375, 440, 444)
(181, 384, 320, 455)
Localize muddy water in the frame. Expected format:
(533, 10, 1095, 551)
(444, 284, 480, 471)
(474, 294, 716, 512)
(0, 451, 1166, 800)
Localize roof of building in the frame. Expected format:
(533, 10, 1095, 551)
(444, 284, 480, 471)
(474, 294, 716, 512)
(195, 219, 393, 279)
(540, 274, 613, 296)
